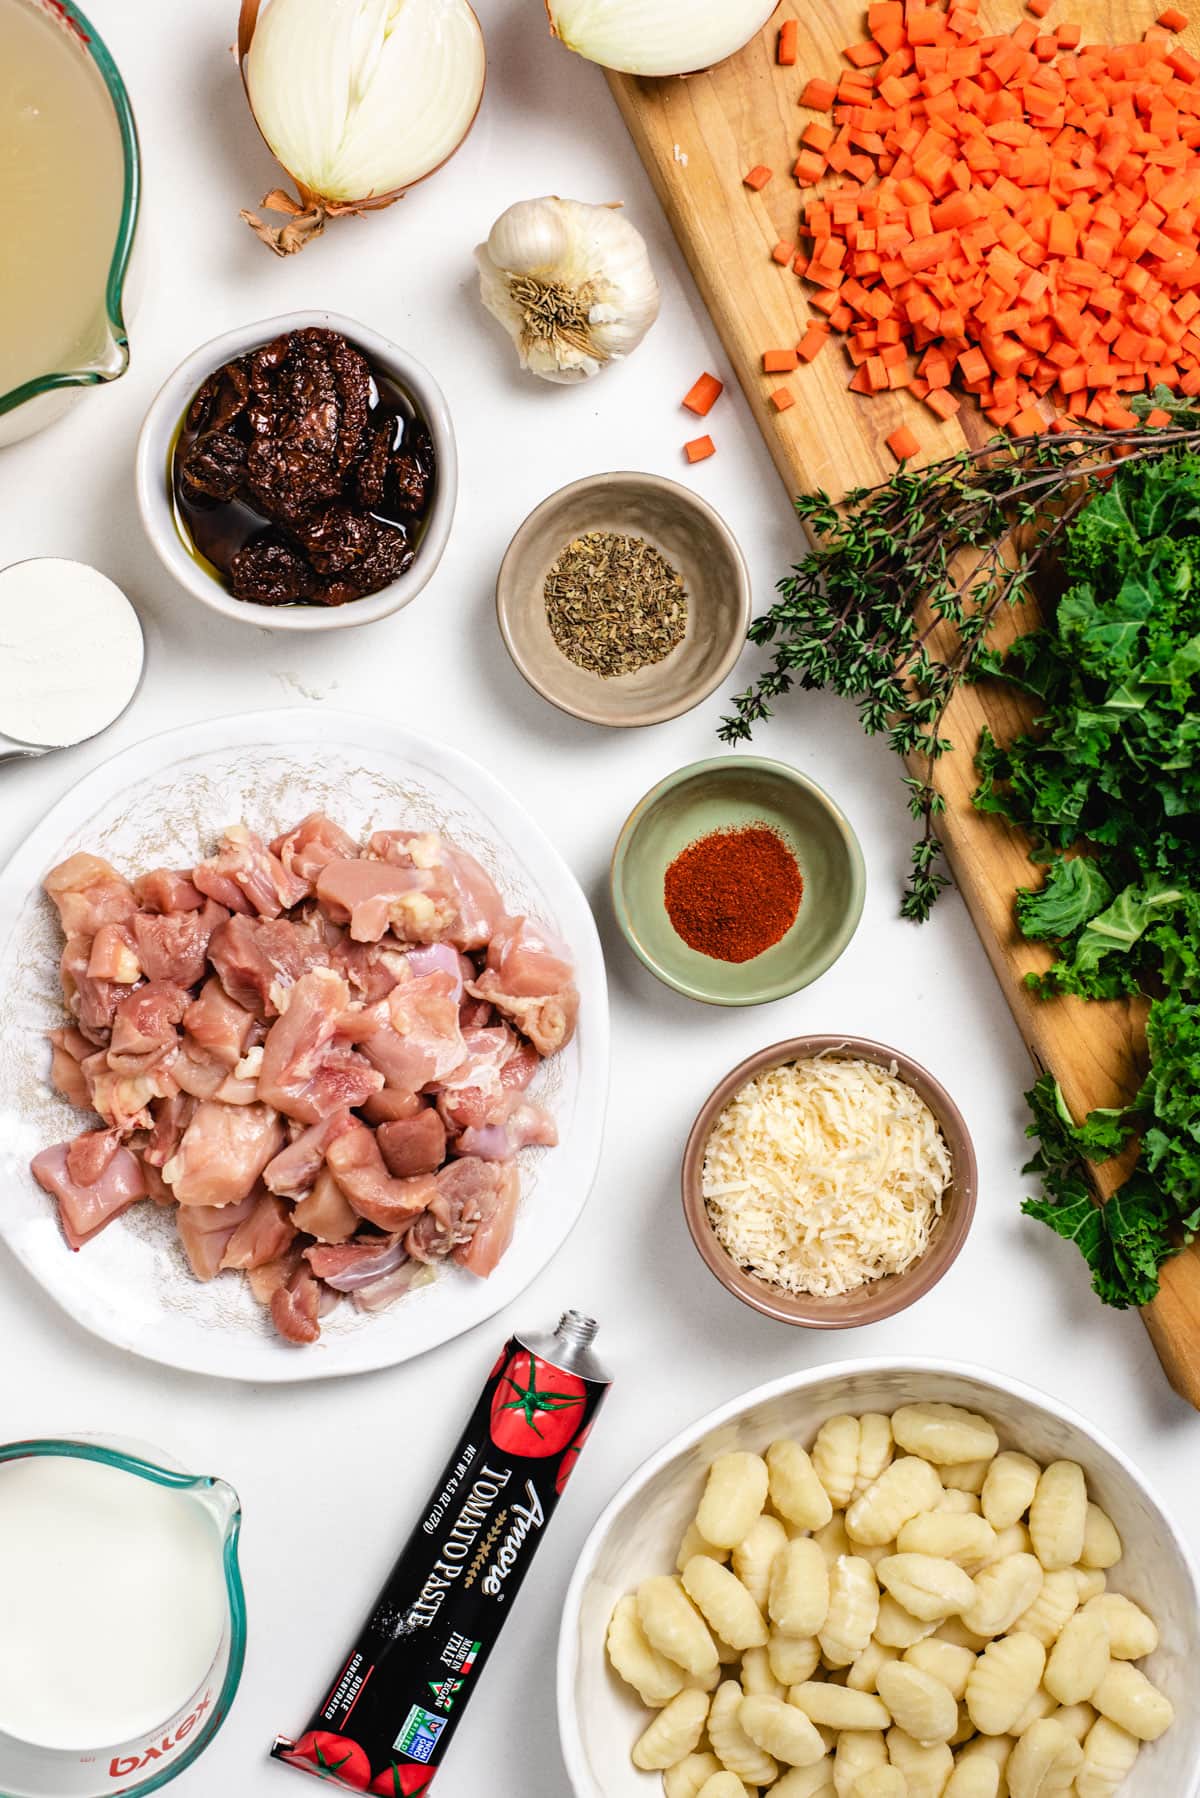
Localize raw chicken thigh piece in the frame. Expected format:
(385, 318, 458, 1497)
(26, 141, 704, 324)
(131, 869, 205, 913)
(193, 825, 308, 918)
(377, 1108, 448, 1177)
(164, 1101, 284, 1207)
(183, 979, 257, 1069)
(143, 1093, 197, 1168)
(365, 831, 505, 950)
(258, 970, 382, 1123)
(456, 1100, 558, 1161)
(325, 1120, 437, 1230)
(356, 971, 466, 1091)
(467, 915, 579, 1056)
(176, 1191, 260, 1281)
(60, 936, 129, 1044)
(445, 1158, 522, 1278)
(271, 813, 360, 892)
(86, 923, 140, 983)
(292, 1167, 359, 1242)
(206, 911, 330, 1017)
(436, 1026, 536, 1132)
(132, 899, 227, 988)
(31, 1137, 147, 1249)
(271, 1263, 322, 1344)
(47, 1026, 93, 1109)
(315, 858, 455, 944)
(43, 853, 137, 940)
(220, 1191, 296, 1272)
(262, 1109, 355, 1199)
(107, 981, 190, 1070)
(305, 1233, 408, 1289)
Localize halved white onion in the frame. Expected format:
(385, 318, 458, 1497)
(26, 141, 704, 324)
(239, 0, 486, 253)
(545, 0, 778, 78)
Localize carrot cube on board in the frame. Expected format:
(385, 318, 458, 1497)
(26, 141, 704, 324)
(682, 373, 724, 417)
(763, 349, 799, 373)
(743, 165, 774, 191)
(1158, 6, 1189, 28)
(925, 388, 963, 418)
(770, 386, 796, 412)
(684, 436, 716, 464)
(800, 78, 838, 109)
(797, 329, 828, 362)
(772, 240, 797, 265)
(886, 426, 922, 460)
(1027, 0, 1052, 15)
(778, 18, 798, 63)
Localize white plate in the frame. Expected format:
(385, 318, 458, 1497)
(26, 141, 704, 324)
(0, 709, 609, 1382)
(559, 1359, 1200, 1798)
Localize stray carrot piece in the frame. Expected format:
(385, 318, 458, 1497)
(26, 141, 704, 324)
(770, 386, 796, 412)
(797, 329, 828, 362)
(1056, 20, 1081, 44)
(802, 121, 835, 153)
(1027, 0, 1052, 15)
(682, 373, 723, 418)
(772, 240, 797, 265)
(800, 77, 838, 109)
(743, 165, 774, 192)
(1158, 6, 1188, 28)
(763, 349, 799, 373)
(844, 40, 885, 67)
(1145, 406, 1173, 425)
(684, 435, 715, 464)
(794, 150, 827, 185)
(886, 425, 921, 460)
(925, 388, 963, 418)
(778, 18, 799, 63)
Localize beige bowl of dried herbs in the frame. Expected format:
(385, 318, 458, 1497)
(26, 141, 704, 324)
(496, 472, 752, 727)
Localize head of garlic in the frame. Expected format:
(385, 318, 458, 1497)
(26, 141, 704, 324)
(475, 197, 661, 384)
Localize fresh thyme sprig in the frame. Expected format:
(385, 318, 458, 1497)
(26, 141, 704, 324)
(720, 400, 1200, 918)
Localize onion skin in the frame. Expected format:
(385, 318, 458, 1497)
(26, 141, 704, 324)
(544, 0, 780, 78)
(236, 0, 487, 255)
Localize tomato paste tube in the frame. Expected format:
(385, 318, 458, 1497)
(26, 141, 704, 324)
(272, 1310, 610, 1794)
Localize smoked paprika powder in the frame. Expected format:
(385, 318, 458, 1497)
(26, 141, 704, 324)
(663, 824, 804, 963)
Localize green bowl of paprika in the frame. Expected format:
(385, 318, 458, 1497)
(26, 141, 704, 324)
(609, 756, 866, 1006)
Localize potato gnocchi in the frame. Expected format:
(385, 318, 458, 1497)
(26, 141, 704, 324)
(605, 1406, 1173, 1797)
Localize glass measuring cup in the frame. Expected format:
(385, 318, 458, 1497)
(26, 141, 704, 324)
(0, 1439, 246, 1798)
(0, 0, 140, 448)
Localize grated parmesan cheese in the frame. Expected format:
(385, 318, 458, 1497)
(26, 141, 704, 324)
(701, 1056, 952, 1297)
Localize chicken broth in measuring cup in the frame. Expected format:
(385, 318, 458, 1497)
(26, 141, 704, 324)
(0, 0, 127, 400)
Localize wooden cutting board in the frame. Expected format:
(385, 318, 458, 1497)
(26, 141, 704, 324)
(606, 0, 1200, 1406)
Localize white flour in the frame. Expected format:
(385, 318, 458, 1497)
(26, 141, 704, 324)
(0, 558, 143, 747)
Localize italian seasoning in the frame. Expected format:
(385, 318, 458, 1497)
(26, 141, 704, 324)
(544, 530, 687, 677)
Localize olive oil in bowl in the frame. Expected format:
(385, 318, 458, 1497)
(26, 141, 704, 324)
(0, 0, 131, 405)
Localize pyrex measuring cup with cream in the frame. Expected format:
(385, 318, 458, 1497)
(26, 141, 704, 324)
(0, 1439, 245, 1797)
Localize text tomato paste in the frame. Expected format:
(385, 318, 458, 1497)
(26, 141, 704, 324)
(272, 1312, 610, 1794)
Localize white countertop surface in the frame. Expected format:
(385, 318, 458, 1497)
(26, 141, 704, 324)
(1, 2, 1197, 1792)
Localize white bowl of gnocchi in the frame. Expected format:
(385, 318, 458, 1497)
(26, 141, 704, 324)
(558, 1360, 1200, 1798)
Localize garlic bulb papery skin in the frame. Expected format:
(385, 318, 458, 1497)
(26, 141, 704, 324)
(545, 0, 778, 77)
(476, 198, 661, 384)
(239, 0, 486, 254)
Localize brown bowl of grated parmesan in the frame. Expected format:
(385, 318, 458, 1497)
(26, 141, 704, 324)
(681, 1036, 977, 1328)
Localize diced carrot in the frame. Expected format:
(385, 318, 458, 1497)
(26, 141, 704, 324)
(772, 0, 1200, 438)
(684, 436, 715, 464)
(800, 78, 838, 109)
(769, 386, 796, 412)
(925, 388, 963, 418)
(797, 329, 829, 362)
(743, 165, 773, 192)
(682, 373, 723, 418)
(763, 349, 799, 373)
(772, 240, 797, 265)
(778, 18, 798, 64)
(886, 425, 922, 460)
(1145, 406, 1174, 424)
